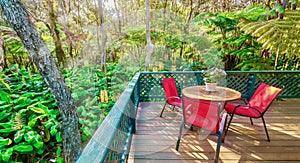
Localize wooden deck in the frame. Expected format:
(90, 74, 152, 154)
(128, 99, 300, 162)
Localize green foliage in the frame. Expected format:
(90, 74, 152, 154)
(0, 26, 31, 67)
(239, 10, 300, 59)
(192, 4, 300, 70)
(292, 0, 298, 5)
(0, 66, 62, 162)
(0, 63, 131, 162)
(231, 4, 269, 21)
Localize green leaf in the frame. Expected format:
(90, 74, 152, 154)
(44, 120, 54, 129)
(28, 115, 46, 127)
(0, 137, 12, 147)
(0, 91, 12, 104)
(37, 148, 44, 155)
(0, 104, 11, 111)
(1, 147, 13, 162)
(28, 117, 38, 127)
(14, 98, 33, 110)
(56, 132, 62, 143)
(33, 141, 44, 149)
(56, 146, 62, 156)
(43, 128, 51, 142)
(292, 0, 298, 4)
(13, 143, 34, 153)
(0, 128, 15, 133)
(1, 80, 11, 92)
(21, 92, 36, 98)
(0, 111, 10, 121)
(13, 83, 25, 92)
(24, 131, 36, 143)
(24, 131, 43, 148)
(275, 5, 284, 14)
(50, 128, 57, 136)
(37, 102, 50, 115)
(56, 157, 64, 163)
(14, 130, 24, 143)
(71, 93, 79, 101)
(28, 106, 45, 114)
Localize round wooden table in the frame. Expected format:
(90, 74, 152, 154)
(182, 86, 241, 102)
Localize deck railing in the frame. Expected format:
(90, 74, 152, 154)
(77, 70, 300, 163)
(77, 73, 140, 163)
(138, 71, 300, 101)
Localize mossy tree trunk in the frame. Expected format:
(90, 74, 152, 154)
(47, 0, 67, 67)
(0, 31, 7, 70)
(0, 1, 82, 162)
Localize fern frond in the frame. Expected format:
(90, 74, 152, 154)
(239, 10, 300, 58)
(257, 27, 276, 43)
(13, 111, 26, 130)
(262, 33, 279, 49)
(240, 22, 263, 33)
(252, 23, 272, 37)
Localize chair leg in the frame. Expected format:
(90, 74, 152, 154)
(160, 102, 168, 117)
(215, 130, 223, 163)
(176, 120, 184, 151)
(221, 114, 228, 143)
(250, 117, 253, 125)
(215, 113, 227, 163)
(172, 105, 176, 111)
(261, 116, 270, 142)
(224, 114, 234, 139)
(190, 125, 194, 131)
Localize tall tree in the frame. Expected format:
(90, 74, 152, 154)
(98, 0, 107, 73)
(0, 1, 82, 162)
(59, 0, 73, 60)
(145, 0, 154, 71)
(47, 0, 67, 67)
(0, 31, 6, 70)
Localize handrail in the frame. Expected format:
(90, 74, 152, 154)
(77, 73, 140, 163)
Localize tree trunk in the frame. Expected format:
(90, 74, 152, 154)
(0, 1, 82, 162)
(185, 0, 193, 33)
(113, 0, 122, 34)
(0, 31, 6, 70)
(163, 0, 168, 31)
(98, 0, 107, 73)
(59, 0, 73, 61)
(48, 0, 66, 67)
(145, 0, 155, 71)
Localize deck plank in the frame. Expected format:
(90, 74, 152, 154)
(128, 99, 300, 162)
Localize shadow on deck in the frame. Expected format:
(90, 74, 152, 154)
(128, 99, 300, 162)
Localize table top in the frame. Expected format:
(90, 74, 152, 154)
(182, 85, 241, 102)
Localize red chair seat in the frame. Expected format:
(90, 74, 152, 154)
(225, 103, 261, 118)
(167, 98, 181, 107)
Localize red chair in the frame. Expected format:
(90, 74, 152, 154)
(176, 96, 227, 163)
(160, 78, 182, 117)
(224, 83, 283, 141)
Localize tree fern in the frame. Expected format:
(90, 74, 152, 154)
(239, 10, 300, 58)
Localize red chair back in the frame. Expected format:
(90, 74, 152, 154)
(247, 83, 283, 114)
(162, 78, 179, 103)
(182, 96, 221, 133)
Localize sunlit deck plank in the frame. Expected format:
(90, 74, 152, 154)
(128, 99, 300, 162)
